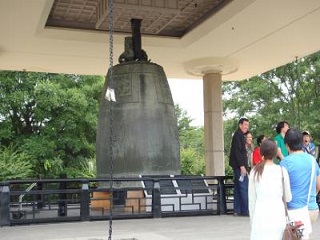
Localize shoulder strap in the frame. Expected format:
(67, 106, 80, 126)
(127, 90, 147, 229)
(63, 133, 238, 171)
(307, 155, 315, 205)
(281, 167, 290, 219)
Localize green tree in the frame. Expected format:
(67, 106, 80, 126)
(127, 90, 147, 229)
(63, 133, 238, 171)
(0, 71, 104, 178)
(223, 50, 320, 146)
(175, 104, 205, 175)
(180, 148, 204, 175)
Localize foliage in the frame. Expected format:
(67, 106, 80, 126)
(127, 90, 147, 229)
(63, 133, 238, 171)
(0, 71, 104, 179)
(175, 105, 205, 175)
(223, 51, 320, 145)
(0, 145, 33, 181)
(180, 148, 204, 175)
(175, 104, 194, 132)
(64, 157, 97, 178)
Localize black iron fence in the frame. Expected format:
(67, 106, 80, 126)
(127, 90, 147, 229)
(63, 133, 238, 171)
(0, 175, 234, 226)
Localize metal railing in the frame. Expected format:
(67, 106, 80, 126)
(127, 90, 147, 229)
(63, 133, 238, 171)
(0, 175, 234, 226)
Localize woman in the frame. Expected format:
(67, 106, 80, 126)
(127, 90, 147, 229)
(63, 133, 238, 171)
(252, 134, 266, 166)
(249, 138, 292, 240)
(245, 131, 254, 169)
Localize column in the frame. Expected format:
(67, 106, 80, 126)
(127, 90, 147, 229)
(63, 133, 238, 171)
(203, 72, 224, 176)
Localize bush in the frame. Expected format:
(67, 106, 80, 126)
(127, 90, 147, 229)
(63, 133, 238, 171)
(180, 148, 204, 175)
(0, 145, 33, 181)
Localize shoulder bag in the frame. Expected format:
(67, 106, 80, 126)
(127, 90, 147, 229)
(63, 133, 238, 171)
(281, 167, 303, 240)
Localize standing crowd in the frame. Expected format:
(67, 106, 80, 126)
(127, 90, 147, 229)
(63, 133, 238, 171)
(229, 118, 320, 240)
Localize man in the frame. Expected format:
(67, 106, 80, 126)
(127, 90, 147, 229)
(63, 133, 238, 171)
(280, 128, 320, 240)
(302, 130, 316, 157)
(229, 117, 250, 216)
(274, 121, 290, 163)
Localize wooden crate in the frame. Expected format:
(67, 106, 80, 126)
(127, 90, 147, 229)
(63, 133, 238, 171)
(125, 190, 146, 213)
(91, 191, 111, 210)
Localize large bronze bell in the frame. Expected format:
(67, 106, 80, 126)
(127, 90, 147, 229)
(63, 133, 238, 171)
(96, 19, 180, 178)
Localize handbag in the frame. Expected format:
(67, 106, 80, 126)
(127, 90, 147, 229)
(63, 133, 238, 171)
(282, 222, 302, 240)
(281, 167, 303, 240)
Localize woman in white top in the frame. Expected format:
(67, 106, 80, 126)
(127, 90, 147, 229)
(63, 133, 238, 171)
(249, 138, 292, 240)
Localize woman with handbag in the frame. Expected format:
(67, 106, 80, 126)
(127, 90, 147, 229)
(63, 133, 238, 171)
(249, 138, 292, 240)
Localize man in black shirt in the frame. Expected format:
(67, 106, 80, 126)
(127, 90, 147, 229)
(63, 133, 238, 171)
(230, 117, 250, 216)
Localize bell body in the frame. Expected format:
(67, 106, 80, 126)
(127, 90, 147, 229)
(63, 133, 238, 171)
(96, 61, 180, 177)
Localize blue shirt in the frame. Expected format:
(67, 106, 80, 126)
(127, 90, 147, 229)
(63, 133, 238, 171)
(280, 152, 320, 210)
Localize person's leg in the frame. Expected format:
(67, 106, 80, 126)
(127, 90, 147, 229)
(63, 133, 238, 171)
(233, 168, 241, 215)
(238, 173, 249, 215)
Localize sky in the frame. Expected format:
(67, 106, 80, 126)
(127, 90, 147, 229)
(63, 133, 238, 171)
(168, 79, 204, 127)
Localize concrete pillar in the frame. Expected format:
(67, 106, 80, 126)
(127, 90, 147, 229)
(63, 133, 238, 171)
(203, 72, 224, 176)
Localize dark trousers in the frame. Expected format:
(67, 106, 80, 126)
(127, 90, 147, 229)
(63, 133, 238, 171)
(233, 168, 249, 215)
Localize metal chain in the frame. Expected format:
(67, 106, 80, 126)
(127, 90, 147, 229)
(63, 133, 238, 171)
(107, 0, 114, 240)
(109, 0, 114, 70)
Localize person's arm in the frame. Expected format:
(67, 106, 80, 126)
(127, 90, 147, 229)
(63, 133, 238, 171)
(282, 167, 292, 202)
(274, 137, 285, 160)
(233, 131, 248, 174)
(240, 166, 247, 176)
(248, 170, 256, 223)
(277, 147, 284, 160)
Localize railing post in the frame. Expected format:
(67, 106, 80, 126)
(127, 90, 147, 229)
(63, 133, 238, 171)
(0, 182, 11, 226)
(80, 181, 90, 221)
(217, 177, 227, 215)
(152, 179, 161, 218)
(58, 174, 67, 217)
(36, 181, 44, 209)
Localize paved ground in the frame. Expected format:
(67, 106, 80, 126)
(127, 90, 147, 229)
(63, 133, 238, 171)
(1, 215, 320, 240)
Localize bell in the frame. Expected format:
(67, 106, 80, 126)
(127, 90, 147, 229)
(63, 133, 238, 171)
(96, 19, 180, 178)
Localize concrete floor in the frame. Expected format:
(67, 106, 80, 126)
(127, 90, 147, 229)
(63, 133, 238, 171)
(1, 215, 320, 240)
